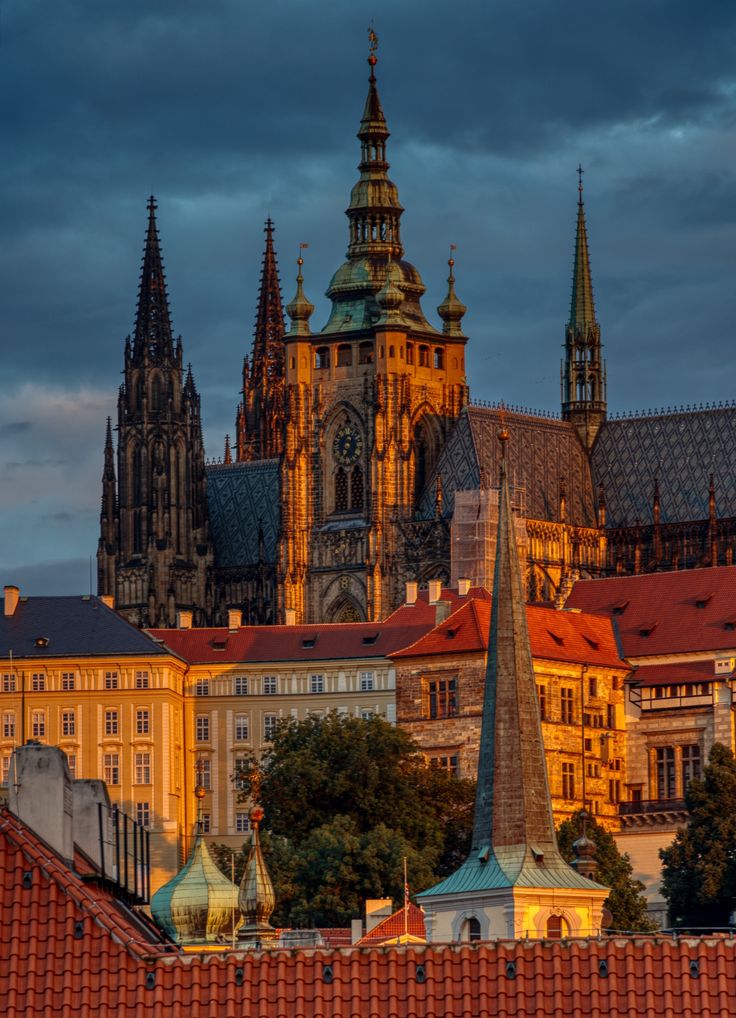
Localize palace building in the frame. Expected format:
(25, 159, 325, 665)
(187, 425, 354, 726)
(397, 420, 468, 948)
(97, 42, 736, 628)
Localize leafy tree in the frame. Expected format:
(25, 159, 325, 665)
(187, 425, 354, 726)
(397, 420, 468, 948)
(215, 712, 475, 927)
(557, 810, 657, 932)
(660, 742, 736, 929)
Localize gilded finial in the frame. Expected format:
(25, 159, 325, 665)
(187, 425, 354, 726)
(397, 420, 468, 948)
(498, 402, 510, 454)
(577, 164, 584, 204)
(368, 25, 379, 69)
(437, 243, 466, 336)
(286, 244, 314, 336)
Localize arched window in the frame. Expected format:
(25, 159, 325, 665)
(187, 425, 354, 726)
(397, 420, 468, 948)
(546, 915, 568, 940)
(315, 347, 330, 369)
(389, 346, 395, 358)
(418, 345, 429, 367)
(406, 343, 414, 365)
(433, 348, 444, 370)
(335, 467, 348, 512)
(337, 344, 352, 367)
(151, 375, 163, 411)
(350, 465, 364, 511)
(461, 916, 481, 942)
(358, 342, 374, 365)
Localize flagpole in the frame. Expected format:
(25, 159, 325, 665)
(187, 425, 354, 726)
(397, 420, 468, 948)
(403, 855, 408, 936)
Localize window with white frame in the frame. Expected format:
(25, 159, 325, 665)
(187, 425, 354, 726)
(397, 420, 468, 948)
(234, 757, 249, 789)
(105, 671, 118, 690)
(196, 715, 210, 742)
(134, 752, 151, 784)
(2, 712, 15, 740)
(310, 674, 325, 694)
(2, 674, 15, 692)
(65, 752, 77, 779)
(61, 710, 75, 737)
(234, 714, 249, 742)
(104, 709, 119, 736)
(360, 671, 374, 691)
(1, 756, 10, 787)
(31, 673, 46, 692)
(201, 813, 211, 834)
(61, 672, 76, 691)
(360, 710, 374, 721)
(195, 679, 210, 696)
(135, 670, 149, 689)
(135, 709, 150, 735)
(235, 812, 250, 834)
(234, 676, 249, 696)
(196, 757, 211, 790)
(263, 675, 278, 695)
(32, 711, 45, 738)
(264, 714, 278, 741)
(136, 802, 150, 828)
(103, 753, 120, 785)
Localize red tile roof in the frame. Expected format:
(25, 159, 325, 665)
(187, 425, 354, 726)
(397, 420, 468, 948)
(390, 598, 627, 669)
(630, 660, 720, 687)
(356, 902, 426, 945)
(565, 566, 736, 658)
(2, 806, 736, 1016)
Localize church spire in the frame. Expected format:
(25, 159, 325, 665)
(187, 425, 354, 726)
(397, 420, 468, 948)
(285, 246, 314, 336)
(437, 246, 467, 336)
(561, 168, 606, 448)
(249, 218, 286, 389)
(133, 196, 175, 361)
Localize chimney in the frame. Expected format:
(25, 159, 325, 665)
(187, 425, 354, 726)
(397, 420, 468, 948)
(8, 744, 74, 862)
(227, 608, 242, 632)
(435, 600, 451, 626)
(177, 609, 193, 630)
(284, 608, 297, 626)
(405, 581, 418, 606)
(3, 585, 19, 617)
(100, 594, 115, 610)
(457, 578, 471, 597)
(428, 579, 442, 604)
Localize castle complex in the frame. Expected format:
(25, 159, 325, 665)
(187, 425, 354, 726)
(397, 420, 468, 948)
(97, 43, 736, 628)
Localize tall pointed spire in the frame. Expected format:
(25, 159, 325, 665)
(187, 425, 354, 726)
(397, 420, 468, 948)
(285, 247, 314, 337)
(250, 218, 286, 387)
(437, 246, 467, 336)
(561, 167, 607, 448)
(133, 196, 174, 361)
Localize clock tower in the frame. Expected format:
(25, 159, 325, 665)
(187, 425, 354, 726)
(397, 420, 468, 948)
(279, 37, 469, 623)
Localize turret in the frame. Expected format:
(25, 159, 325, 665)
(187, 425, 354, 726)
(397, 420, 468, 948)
(238, 805, 278, 944)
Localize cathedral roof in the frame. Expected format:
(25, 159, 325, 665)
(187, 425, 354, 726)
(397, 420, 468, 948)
(592, 406, 736, 526)
(206, 460, 280, 567)
(421, 405, 596, 526)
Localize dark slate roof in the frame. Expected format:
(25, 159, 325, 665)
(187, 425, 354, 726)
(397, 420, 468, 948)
(592, 407, 736, 527)
(0, 596, 167, 660)
(420, 406, 596, 526)
(206, 460, 280, 568)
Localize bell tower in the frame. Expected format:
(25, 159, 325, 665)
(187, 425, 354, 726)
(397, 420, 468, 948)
(279, 33, 468, 623)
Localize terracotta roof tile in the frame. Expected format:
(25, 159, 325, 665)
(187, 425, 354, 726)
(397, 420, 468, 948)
(356, 903, 426, 945)
(630, 660, 720, 687)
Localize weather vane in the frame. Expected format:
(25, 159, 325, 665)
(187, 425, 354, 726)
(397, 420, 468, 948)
(368, 25, 379, 60)
(577, 164, 584, 199)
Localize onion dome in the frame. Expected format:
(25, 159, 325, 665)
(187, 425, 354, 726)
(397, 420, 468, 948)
(437, 250, 467, 336)
(286, 252, 314, 337)
(151, 786, 242, 945)
(238, 805, 278, 944)
(375, 256, 405, 326)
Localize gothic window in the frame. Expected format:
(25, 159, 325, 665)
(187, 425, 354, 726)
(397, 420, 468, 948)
(337, 344, 352, 367)
(315, 347, 330, 369)
(418, 345, 429, 367)
(358, 342, 374, 365)
(350, 465, 364, 511)
(335, 467, 348, 512)
(433, 347, 444, 369)
(461, 916, 481, 942)
(151, 374, 163, 411)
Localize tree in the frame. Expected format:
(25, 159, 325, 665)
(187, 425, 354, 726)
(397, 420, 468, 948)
(557, 810, 657, 932)
(216, 712, 475, 927)
(660, 742, 736, 929)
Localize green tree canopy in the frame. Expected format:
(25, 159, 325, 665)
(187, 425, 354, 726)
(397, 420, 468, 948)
(557, 810, 657, 933)
(660, 742, 736, 929)
(216, 712, 475, 927)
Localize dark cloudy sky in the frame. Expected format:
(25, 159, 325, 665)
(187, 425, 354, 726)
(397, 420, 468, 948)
(2, 0, 736, 595)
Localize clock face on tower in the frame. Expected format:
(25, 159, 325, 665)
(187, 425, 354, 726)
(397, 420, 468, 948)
(333, 424, 362, 466)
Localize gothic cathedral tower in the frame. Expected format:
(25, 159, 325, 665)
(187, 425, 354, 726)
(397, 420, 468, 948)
(97, 198, 213, 626)
(279, 39, 469, 623)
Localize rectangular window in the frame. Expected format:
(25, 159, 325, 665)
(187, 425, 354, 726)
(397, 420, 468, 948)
(103, 753, 120, 785)
(135, 671, 149, 689)
(561, 761, 576, 800)
(588, 676, 598, 698)
(584, 737, 593, 752)
(536, 684, 547, 721)
(360, 671, 375, 692)
(61, 672, 76, 691)
(31, 673, 46, 692)
(263, 676, 278, 695)
(428, 678, 457, 719)
(234, 757, 249, 790)
(65, 752, 77, 779)
(134, 752, 151, 784)
(2, 712, 15, 740)
(196, 715, 210, 742)
(608, 778, 621, 804)
(264, 714, 278, 742)
(430, 755, 459, 775)
(104, 710, 119, 736)
(196, 757, 211, 790)
(135, 709, 150, 735)
(310, 674, 325, 694)
(136, 802, 150, 828)
(61, 710, 75, 737)
(1, 756, 10, 787)
(201, 813, 211, 834)
(234, 715, 249, 742)
(32, 711, 45, 738)
(2, 674, 15, 693)
(360, 710, 374, 721)
(682, 744, 701, 788)
(195, 679, 209, 696)
(234, 676, 249, 696)
(235, 812, 250, 834)
(560, 688, 574, 724)
(607, 703, 616, 729)
(656, 746, 676, 800)
(105, 671, 118, 690)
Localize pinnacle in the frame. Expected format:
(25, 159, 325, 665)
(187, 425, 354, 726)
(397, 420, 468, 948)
(569, 180, 597, 332)
(133, 195, 175, 360)
(250, 218, 285, 382)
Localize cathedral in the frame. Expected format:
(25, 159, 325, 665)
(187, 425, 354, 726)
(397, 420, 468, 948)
(98, 42, 736, 628)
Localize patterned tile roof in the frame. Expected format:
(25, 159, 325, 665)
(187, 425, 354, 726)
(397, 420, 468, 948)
(421, 407, 596, 526)
(593, 407, 736, 526)
(565, 565, 736, 657)
(0, 595, 168, 660)
(206, 460, 280, 568)
(390, 598, 626, 670)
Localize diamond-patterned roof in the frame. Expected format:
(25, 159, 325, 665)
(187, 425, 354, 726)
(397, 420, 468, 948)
(206, 460, 280, 567)
(593, 408, 736, 526)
